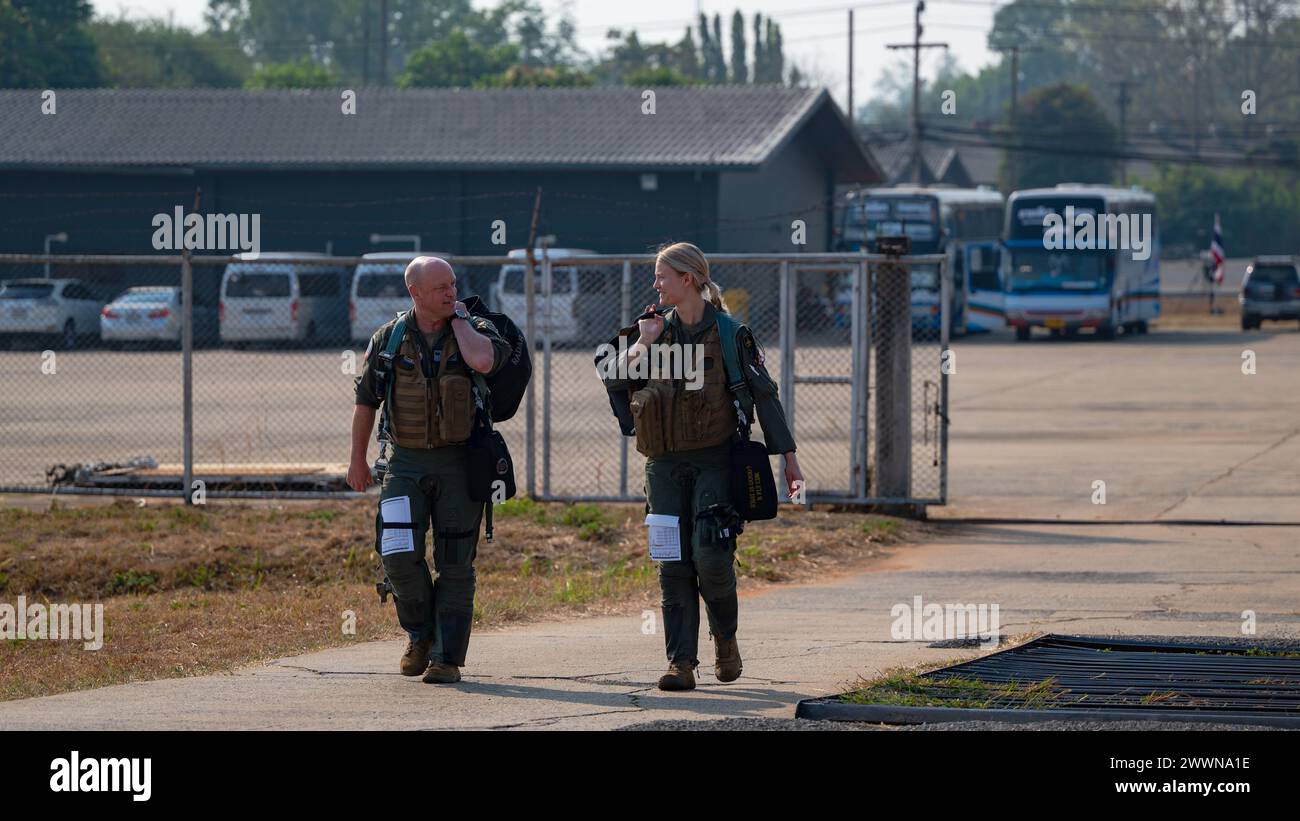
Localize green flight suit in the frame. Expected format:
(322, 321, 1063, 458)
(355, 313, 511, 666)
(630, 303, 797, 666)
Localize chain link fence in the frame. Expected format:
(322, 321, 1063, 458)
(0, 252, 947, 508)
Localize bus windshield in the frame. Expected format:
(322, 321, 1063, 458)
(1007, 249, 1110, 293)
(844, 196, 939, 250)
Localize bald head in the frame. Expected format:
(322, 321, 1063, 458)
(404, 255, 458, 319)
(404, 255, 454, 289)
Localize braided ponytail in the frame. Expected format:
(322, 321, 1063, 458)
(703, 279, 729, 313)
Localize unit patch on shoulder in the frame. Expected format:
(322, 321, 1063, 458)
(743, 331, 764, 366)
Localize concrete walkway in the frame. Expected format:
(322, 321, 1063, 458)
(1, 520, 1295, 730)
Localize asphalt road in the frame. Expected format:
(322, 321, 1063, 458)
(941, 325, 1300, 522)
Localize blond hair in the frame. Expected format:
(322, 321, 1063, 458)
(656, 241, 729, 314)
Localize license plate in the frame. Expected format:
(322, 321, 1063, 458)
(11, 308, 28, 319)
(1044, 318, 1065, 329)
(127, 310, 141, 321)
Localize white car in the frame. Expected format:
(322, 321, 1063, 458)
(349, 251, 451, 345)
(100, 286, 219, 348)
(0, 278, 105, 349)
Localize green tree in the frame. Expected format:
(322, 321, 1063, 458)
(763, 17, 783, 84)
(1149, 165, 1300, 256)
(206, 0, 576, 86)
(677, 28, 700, 80)
(398, 29, 519, 88)
(92, 16, 249, 87)
(478, 63, 593, 87)
(0, 0, 104, 87)
(625, 66, 697, 87)
(1004, 82, 1118, 189)
(710, 14, 725, 81)
(729, 10, 746, 84)
(245, 56, 339, 89)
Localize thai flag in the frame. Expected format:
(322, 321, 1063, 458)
(1210, 213, 1225, 284)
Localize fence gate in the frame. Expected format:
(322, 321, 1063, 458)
(780, 254, 949, 511)
(783, 260, 867, 500)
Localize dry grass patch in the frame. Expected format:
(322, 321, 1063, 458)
(0, 496, 921, 700)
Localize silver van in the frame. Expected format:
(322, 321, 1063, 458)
(219, 253, 349, 346)
(493, 249, 598, 346)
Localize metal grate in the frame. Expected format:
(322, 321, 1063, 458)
(921, 634, 1300, 716)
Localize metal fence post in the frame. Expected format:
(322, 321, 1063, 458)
(852, 259, 868, 499)
(525, 254, 536, 498)
(181, 252, 193, 505)
(619, 259, 631, 498)
(939, 257, 951, 504)
(874, 259, 911, 505)
(778, 260, 794, 445)
(542, 251, 552, 499)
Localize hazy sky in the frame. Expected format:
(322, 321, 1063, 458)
(90, 0, 998, 116)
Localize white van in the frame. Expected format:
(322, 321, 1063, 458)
(219, 253, 349, 346)
(349, 251, 451, 345)
(493, 249, 596, 345)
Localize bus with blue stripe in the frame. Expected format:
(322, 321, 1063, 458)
(838, 185, 1004, 336)
(1002, 185, 1160, 341)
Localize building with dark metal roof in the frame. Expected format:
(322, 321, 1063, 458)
(0, 86, 880, 263)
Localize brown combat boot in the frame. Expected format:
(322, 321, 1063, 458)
(422, 660, 462, 684)
(657, 659, 697, 691)
(400, 637, 434, 676)
(713, 634, 742, 683)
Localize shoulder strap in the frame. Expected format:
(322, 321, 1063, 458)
(382, 311, 408, 360)
(714, 310, 743, 391)
(713, 310, 755, 438)
(377, 310, 410, 439)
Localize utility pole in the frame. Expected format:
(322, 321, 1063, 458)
(994, 44, 1038, 191)
(887, 1, 948, 183)
(847, 8, 854, 124)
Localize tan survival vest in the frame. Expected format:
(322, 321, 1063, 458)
(387, 324, 477, 449)
(630, 311, 735, 456)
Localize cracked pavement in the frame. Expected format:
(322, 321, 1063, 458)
(1, 328, 1297, 729)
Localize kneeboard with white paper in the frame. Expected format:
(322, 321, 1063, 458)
(644, 513, 681, 561)
(380, 496, 416, 556)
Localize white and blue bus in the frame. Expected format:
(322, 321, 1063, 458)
(839, 185, 1005, 335)
(1002, 185, 1160, 341)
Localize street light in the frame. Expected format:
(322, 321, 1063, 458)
(44, 232, 68, 279)
(369, 234, 421, 253)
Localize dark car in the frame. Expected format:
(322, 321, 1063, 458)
(1240, 256, 1300, 331)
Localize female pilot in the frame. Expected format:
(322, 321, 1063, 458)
(613, 241, 802, 691)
